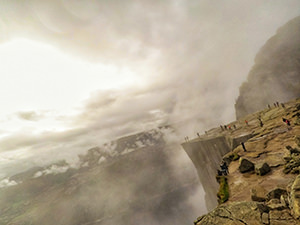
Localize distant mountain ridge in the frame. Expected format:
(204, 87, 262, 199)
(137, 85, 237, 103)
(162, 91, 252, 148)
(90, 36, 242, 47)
(0, 127, 202, 225)
(235, 15, 300, 119)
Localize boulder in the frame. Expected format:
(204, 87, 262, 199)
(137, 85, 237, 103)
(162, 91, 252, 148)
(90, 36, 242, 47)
(286, 145, 300, 154)
(266, 199, 286, 210)
(194, 202, 261, 225)
(291, 166, 300, 174)
(266, 188, 287, 201)
(255, 163, 271, 176)
(195, 201, 298, 225)
(289, 175, 300, 219)
(251, 187, 267, 202)
(283, 155, 300, 174)
(261, 212, 269, 224)
(295, 135, 300, 148)
(239, 158, 255, 173)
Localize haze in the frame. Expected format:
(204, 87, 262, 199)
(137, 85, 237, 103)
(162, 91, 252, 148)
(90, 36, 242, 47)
(0, 0, 300, 177)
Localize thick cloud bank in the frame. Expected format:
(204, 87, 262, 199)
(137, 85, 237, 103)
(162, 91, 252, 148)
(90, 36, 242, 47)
(0, 1, 300, 174)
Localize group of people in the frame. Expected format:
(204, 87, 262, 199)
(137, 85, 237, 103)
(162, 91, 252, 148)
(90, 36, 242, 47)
(217, 161, 229, 176)
(268, 101, 285, 109)
(220, 124, 237, 131)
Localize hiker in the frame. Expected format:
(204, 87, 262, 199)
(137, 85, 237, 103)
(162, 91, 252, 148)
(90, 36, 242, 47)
(268, 104, 271, 109)
(220, 161, 228, 175)
(220, 125, 224, 131)
(245, 120, 248, 125)
(258, 118, 263, 127)
(276, 102, 279, 107)
(233, 124, 236, 129)
(224, 125, 227, 130)
(217, 169, 223, 176)
(197, 132, 200, 137)
(241, 142, 247, 152)
(274, 103, 277, 107)
(283, 118, 291, 126)
(228, 125, 231, 130)
(281, 103, 285, 108)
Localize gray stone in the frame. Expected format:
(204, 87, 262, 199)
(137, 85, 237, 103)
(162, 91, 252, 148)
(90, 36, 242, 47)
(239, 158, 255, 173)
(251, 188, 266, 202)
(255, 162, 271, 176)
(280, 194, 288, 207)
(286, 145, 300, 154)
(290, 175, 300, 219)
(295, 135, 300, 148)
(266, 188, 287, 201)
(261, 212, 269, 224)
(266, 199, 286, 210)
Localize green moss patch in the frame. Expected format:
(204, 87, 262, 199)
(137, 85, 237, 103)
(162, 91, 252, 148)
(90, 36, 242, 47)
(217, 176, 229, 204)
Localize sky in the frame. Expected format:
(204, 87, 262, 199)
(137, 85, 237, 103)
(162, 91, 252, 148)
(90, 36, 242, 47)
(0, 0, 300, 176)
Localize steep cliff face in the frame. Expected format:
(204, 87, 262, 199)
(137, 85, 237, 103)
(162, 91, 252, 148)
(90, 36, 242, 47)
(182, 136, 231, 210)
(182, 133, 252, 210)
(235, 16, 300, 119)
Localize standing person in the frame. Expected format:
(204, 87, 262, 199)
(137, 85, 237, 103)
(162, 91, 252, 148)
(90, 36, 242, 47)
(241, 142, 247, 152)
(220, 125, 224, 131)
(268, 104, 271, 109)
(258, 118, 263, 127)
(245, 120, 248, 125)
(197, 132, 200, 137)
(220, 161, 228, 175)
(281, 103, 285, 108)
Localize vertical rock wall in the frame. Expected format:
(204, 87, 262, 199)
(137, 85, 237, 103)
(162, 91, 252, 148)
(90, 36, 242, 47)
(182, 134, 252, 210)
(182, 136, 231, 210)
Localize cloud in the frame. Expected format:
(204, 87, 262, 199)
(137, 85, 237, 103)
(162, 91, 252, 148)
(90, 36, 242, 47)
(16, 111, 44, 121)
(0, 178, 18, 188)
(33, 164, 69, 178)
(0, 0, 299, 175)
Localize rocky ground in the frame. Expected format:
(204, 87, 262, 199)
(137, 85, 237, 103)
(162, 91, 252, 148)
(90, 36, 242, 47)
(195, 98, 300, 225)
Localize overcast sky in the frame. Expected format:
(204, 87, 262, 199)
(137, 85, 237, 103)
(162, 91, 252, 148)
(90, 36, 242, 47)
(0, 0, 300, 177)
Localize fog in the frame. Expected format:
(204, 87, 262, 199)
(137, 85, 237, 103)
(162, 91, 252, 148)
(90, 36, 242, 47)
(0, 0, 299, 173)
(0, 1, 300, 224)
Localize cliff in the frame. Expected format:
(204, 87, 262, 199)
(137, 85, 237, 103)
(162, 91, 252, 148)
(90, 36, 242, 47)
(186, 98, 300, 224)
(235, 16, 300, 119)
(182, 134, 252, 210)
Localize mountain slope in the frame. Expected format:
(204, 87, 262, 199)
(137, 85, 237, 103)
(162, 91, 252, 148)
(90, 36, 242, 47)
(235, 16, 300, 119)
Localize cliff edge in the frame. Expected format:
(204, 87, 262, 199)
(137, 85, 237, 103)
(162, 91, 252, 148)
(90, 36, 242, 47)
(190, 98, 300, 224)
(235, 16, 300, 119)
